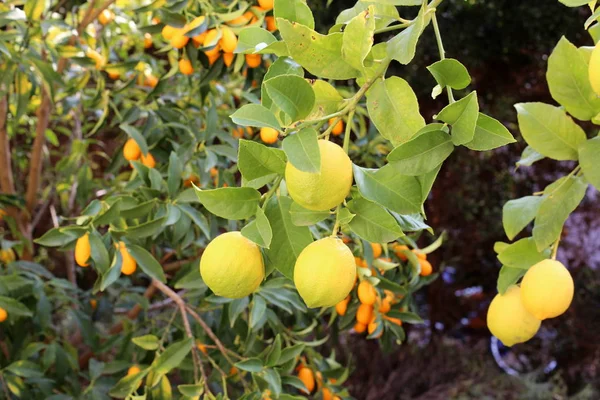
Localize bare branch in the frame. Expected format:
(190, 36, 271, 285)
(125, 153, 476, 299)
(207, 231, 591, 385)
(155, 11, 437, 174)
(0, 94, 15, 194)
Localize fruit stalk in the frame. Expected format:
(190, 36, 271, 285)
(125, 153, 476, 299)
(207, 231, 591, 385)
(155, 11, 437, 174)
(431, 12, 455, 103)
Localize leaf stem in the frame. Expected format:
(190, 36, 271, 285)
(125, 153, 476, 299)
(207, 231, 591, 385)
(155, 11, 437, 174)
(431, 12, 455, 104)
(343, 110, 355, 153)
(261, 176, 283, 209)
(331, 205, 341, 237)
(551, 237, 561, 260)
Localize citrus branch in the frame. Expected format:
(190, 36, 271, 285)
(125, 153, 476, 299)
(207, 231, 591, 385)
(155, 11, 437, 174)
(151, 279, 207, 393)
(0, 95, 15, 195)
(551, 237, 561, 260)
(431, 12, 455, 103)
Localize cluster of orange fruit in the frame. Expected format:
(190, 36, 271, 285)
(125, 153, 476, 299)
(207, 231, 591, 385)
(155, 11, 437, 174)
(75, 233, 137, 275)
(123, 139, 156, 168)
(157, 0, 277, 76)
(296, 364, 341, 400)
(183, 167, 219, 188)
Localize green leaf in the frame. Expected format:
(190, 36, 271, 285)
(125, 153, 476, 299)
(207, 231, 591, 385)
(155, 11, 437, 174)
(5, 360, 43, 378)
(34, 228, 78, 247)
(514, 102, 587, 161)
(24, 0, 46, 20)
(151, 338, 193, 387)
(516, 146, 545, 168)
(502, 196, 544, 240)
(353, 165, 422, 214)
(387, 130, 454, 175)
(127, 244, 167, 283)
(579, 136, 600, 191)
(276, 344, 305, 366)
(497, 266, 526, 295)
(337, 2, 399, 31)
(120, 124, 149, 156)
(533, 176, 588, 251)
(265, 335, 282, 366)
(391, 212, 432, 233)
(241, 207, 273, 248)
(194, 187, 261, 220)
(305, 80, 344, 121)
(238, 140, 287, 184)
(289, 202, 329, 226)
(262, 369, 282, 398)
(89, 231, 110, 274)
(250, 295, 267, 330)
(176, 204, 210, 240)
(235, 358, 264, 373)
(177, 384, 204, 397)
(121, 200, 157, 219)
(93, 200, 122, 226)
(427, 58, 471, 97)
(547, 37, 600, 121)
(436, 91, 479, 145)
(231, 104, 281, 130)
(465, 113, 516, 151)
(109, 367, 149, 398)
(264, 75, 315, 122)
(347, 198, 404, 243)
(167, 152, 182, 198)
(497, 237, 549, 269)
(263, 196, 312, 279)
(278, 18, 359, 80)
(132, 335, 160, 351)
(0, 296, 32, 317)
(236, 27, 277, 53)
(150, 376, 172, 400)
(124, 217, 167, 239)
(282, 128, 320, 173)
(388, 7, 428, 64)
(341, 6, 375, 72)
(274, 0, 314, 28)
(558, 0, 592, 7)
(366, 77, 425, 145)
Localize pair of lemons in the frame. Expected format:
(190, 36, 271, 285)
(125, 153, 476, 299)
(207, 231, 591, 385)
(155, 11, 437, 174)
(487, 259, 574, 346)
(200, 140, 356, 307)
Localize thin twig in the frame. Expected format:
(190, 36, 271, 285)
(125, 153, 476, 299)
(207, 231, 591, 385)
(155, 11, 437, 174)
(0, 94, 15, 194)
(152, 280, 207, 392)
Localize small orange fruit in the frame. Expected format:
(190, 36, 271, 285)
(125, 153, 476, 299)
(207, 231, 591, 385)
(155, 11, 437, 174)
(75, 233, 91, 267)
(258, 0, 274, 11)
(143, 73, 159, 88)
(245, 53, 262, 68)
(220, 26, 238, 53)
(205, 46, 221, 65)
(86, 49, 105, 69)
(179, 59, 193, 75)
(203, 29, 219, 47)
(183, 175, 200, 187)
(322, 388, 333, 400)
(419, 259, 433, 277)
(141, 153, 156, 168)
(108, 70, 120, 80)
(260, 127, 278, 144)
(356, 303, 373, 325)
(162, 25, 177, 40)
(330, 118, 344, 136)
(371, 243, 382, 258)
(119, 243, 137, 275)
(127, 365, 141, 376)
(378, 298, 391, 314)
(354, 257, 367, 268)
(335, 296, 350, 316)
(297, 367, 315, 394)
(367, 321, 382, 338)
(196, 341, 208, 354)
(192, 31, 208, 47)
(394, 244, 409, 261)
(265, 16, 277, 32)
(412, 249, 427, 260)
(0, 307, 7, 322)
(357, 281, 377, 305)
(98, 9, 114, 25)
(123, 138, 141, 161)
(170, 31, 189, 49)
(354, 322, 367, 333)
(90, 299, 98, 310)
(384, 315, 402, 326)
(223, 52, 235, 67)
(144, 33, 152, 49)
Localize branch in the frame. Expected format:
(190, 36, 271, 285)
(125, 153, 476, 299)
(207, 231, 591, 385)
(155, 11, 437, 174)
(25, 86, 50, 214)
(151, 280, 208, 393)
(0, 94, 15, 194)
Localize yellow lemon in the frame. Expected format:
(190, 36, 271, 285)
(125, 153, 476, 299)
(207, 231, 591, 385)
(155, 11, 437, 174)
(200, 232, 265, 298)
(285, 140, 353, 211)
(487, 285, 541, 347)
(590, 41, 600, 96)
(294, 237, 356, 308)
(520, 259, 574, 320)
(75, 233, 91, 267)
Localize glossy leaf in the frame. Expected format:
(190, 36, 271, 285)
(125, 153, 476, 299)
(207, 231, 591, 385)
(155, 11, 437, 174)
(194, 187, 261, 220)
(502, 196, 543, 240)
(347, 198, 404, 243)
(241, 207, 273, 248)
(436, 91, 479, 145)
(387, 130, 454, 175)
(465, 113, 516, 151)
(282, 128, 320, 173)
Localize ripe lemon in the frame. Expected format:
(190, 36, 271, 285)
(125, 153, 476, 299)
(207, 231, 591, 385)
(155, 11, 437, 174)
(294, 237, 356, 307)
(520, 259, 574, 320)
(285, 140, 353, 211)
(0, 307, 7, 322)
(590, 42, 600, 96)
(487, 285, 541, 347)
(200, 232, 265, 298)
(75, 233, 91, 267)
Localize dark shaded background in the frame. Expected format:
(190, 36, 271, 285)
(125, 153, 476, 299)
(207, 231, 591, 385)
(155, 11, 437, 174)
(319, 1, 600, 399)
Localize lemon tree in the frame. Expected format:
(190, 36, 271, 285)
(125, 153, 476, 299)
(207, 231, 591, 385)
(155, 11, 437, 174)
(488, 0, 600, 347)
(0, 0, 522, 398)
